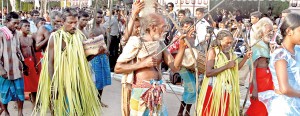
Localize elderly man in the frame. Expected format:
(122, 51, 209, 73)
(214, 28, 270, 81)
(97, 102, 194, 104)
(35, 10, 63, 52)
(115, 13, 186, 116)
(0, 12, 25, 116)
(246, 17, 274, 116)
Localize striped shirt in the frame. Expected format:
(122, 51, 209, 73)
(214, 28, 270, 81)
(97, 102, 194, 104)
(0, 28, 24, 80)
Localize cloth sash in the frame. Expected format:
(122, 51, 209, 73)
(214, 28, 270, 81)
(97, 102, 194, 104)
(0, 26, 13, 40)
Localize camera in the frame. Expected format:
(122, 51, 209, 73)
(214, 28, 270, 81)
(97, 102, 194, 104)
(206, 26, 214, 33)
(243, 19, 251, 27)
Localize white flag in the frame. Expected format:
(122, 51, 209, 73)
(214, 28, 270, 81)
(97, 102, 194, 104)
(35, 0, 40, 8)
(88, 0, 92, 7)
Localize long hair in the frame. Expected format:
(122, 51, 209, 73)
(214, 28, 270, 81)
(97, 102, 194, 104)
(211, 30, 233, 48)
(278, 13, 300, 45)
(140, 13, 163, 34)
(252, 17, 273, 40)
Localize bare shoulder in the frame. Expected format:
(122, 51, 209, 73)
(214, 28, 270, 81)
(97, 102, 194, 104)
(207, 47, 216, 59)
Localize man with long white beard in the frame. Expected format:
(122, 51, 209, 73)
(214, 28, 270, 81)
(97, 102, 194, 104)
(115, 13, 186, 116)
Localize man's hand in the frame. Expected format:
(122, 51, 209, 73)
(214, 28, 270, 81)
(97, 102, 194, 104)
(226, 60, 236, 69)
(143, 56, 159, 68)
(132, 0, 145, 16)
(251, 88, 258, 100)
(245, 51, 252, 59)
(179, 36, 187, 49)
(98, 46, 106, 55)
(23, 66, 29, 76)
(35, 66, 39, 74)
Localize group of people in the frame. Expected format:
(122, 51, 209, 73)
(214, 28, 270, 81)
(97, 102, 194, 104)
(0, 0, 299, 116)
(0, 7, 114, 116)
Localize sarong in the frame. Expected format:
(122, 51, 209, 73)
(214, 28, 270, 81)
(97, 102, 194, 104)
(24, 52, 43, 92)
(202, 86, 230, 116)
(130, 79, 168, 116)
(246, 68, 274, 116)
(179, 68, 196, 104)
(0, 77, 25, 104)
(122, 83, 131, 116)
(130, 88, 168, 116)
(196, 47, 240, 116)
(90, 54, 111, 90)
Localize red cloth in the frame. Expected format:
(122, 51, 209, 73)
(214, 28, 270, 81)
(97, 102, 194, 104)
(24, 52, 43, 92)
(202, 86, 230, 116)
(168, 36, 180, 54)
(246, 68, 274, 116)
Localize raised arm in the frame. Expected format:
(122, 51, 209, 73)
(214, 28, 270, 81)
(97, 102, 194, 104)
(122, 1, 144, 43)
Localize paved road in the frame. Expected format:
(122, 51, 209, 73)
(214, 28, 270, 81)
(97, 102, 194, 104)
(2, 72, 250, 116)
(2, 78, 193, 116)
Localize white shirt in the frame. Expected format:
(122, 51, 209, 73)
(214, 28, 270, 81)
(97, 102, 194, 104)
(104, 15, 119, 36)
(29, 20, 38, 33)
(195, 19, 210, 46)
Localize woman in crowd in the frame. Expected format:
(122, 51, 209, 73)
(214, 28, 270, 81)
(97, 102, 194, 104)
(259, 13, 300, 116)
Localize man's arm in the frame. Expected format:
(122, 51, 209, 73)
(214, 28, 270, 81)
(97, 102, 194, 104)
(122, 1, 144, 42)
(114, 56, 157, 74)
(164, 38, 186, 72)
(35, 27, 50, 51)
(48, 36, 54, 79)
(0, 35, 6, 76)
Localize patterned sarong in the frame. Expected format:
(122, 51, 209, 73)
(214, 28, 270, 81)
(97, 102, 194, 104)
(179, 68, 196, 104)
(90, 54, 111, 90)
(130, 88, 168, 116)
(0, 76, 24, 104)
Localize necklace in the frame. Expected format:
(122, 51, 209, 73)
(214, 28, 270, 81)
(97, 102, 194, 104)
(282, 44, 295, 57)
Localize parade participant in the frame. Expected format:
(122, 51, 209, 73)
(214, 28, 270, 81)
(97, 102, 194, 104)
(259, 13, 300, 116)
(115, 13, 185, 116)
(120, 0, 144, 46)
(118, 1, 144, 115)
(32, 8, 103, 116)
(88, 9, 111, 108)
(195, 7, 210, 53)
(0, 12, 25, 116)
(196, 30, 252, 116)
(168, 17, 196, 116)
(35, 10, 62, 52)
(245, 17, 274, 116)
(18, 19, 41, 106)
(77, 10, 89, 37)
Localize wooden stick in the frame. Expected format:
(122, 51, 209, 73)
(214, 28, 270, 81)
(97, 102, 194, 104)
(154, 0, 226, 57)
(153, 1, 226, 116)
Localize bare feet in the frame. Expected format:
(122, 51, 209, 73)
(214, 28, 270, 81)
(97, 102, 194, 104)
(18, 110, 23, 116)
(0, 108, 3, 115)
(177, 113, 183, 116)
(100, 102, 108, 108)
(4, 111, 9, 116)
(13, 102, 17, 110)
